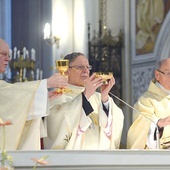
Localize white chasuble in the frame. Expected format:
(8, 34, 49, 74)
(45, 84, 124, 150)
(0, 80, 49, 150)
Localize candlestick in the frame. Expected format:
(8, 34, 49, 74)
(8, 47, 39, 82)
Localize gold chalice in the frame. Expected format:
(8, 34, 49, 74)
(56, 59, 69, 76)
(55, 59, 72, 93)
(95, 72, 113, 84)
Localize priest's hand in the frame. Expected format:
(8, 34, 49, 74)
(157, 116, 170, 128)
(48, 90, 63, 100)
(47, 73, 68, 88)
(83, 73, 103, 99)
(100, 76, 115, 103)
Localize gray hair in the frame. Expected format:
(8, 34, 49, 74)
(157, 60, 162, 69)
(64, 52, 85, 65)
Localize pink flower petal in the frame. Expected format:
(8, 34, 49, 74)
(0, 121, 12, 126)
(31, 157, 49, 165)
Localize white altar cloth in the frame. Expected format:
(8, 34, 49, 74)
(8, 149, 170, 169)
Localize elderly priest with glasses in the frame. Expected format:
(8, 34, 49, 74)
(127, 58, 170, 149)
(0, 38, 68, 150)
(44, 52, 124, 150)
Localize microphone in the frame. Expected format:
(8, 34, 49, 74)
(109, 92, 160, 149)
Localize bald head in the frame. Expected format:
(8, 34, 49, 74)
(0, 38, 10, 73)
(0, 39, 9, 49)
(157, 58, 170, 70)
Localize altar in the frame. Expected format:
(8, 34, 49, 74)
(8, 150, 170, 169)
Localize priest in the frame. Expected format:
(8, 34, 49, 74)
(0, 38, 68, 150)
(44, 52, 124, 150)
(127, 58, 170, 149)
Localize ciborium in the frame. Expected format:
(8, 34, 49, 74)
(55, 59, 72, 93)
(94, 72, 113, 84)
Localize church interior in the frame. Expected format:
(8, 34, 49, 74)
(1, 0, 170, 169)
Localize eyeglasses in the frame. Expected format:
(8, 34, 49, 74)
(0, 52, 10, 58)
(69, 65, 92, 71)
(157, 69, 170, 78)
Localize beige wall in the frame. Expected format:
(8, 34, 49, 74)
(107, 0, 124, 35)
(51, 0, 124, 60)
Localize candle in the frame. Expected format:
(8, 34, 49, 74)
(17, 50, 20, 59)
(31, 48, 35, 61)
(23, 47, 26, 59)
(31, 71, 34, 80)
(13, 47, 17, 59)
(44, 23, 51, 39)
(40, 70, 43, 80)
(26, 50, 29, 59)
(9, 49, 12, 60)
(23, 68, 26, 80)
(36, 68, 39, 80)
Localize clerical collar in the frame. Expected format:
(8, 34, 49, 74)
(155, 81, 170, 94)
(68, 83, 85, 93)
